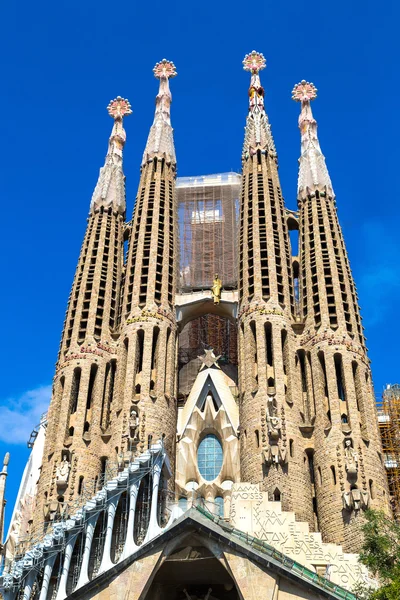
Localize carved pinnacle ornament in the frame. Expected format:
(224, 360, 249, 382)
(292, 80, 317, 103)
(243, 51, 266, 73)
(153, 59, 177, 79)
(107, 96, 132, 120)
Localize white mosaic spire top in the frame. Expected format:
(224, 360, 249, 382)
(142, 59, 177, 166)
(90, 96, 132, 215)
(292, 81, 334, 198)
(242, 51, 276, 161)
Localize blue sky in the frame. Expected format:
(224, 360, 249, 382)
(0, 0, 398, 531)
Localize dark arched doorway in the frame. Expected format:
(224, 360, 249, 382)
(145, 542, 239, 600)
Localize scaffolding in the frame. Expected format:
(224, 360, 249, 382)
(377, 384, 400, 518)
(176, 173, 240, 398)
(177, 172, 240, 291)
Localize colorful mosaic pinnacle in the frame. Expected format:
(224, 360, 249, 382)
(243, 50, 266, 73)
(107, 96, 132, 120)
(153, 58, 177, 79)
(292, 80, 317, 103)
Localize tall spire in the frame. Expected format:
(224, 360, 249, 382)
(90, 96, 132, 215)
(292, 80, 333, 198)
(242, 51, 276, 161)
(142, 59, 177, 166)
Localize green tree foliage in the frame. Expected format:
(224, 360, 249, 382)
(354, 509, 400, 600)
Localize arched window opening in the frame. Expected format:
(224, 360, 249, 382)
(352, 362, 365, 432)
(341, 413, 348, 424)
(331, 466, 337, 485)
(298, 350, 307, 394)
(289, 228, 299, 257)
(68, 426, 74, 437)
(255, 430, 260, 447)
(312, 497, 319, 527)
(250, 321, 258, 385)
(164, 328, 171, 394)
(318, 351, 331, 421)
(289, 439, 294, 457)
(265, 322, 273, 367)
(101, 360, 116, 431)
(369, 479, 376, 500)
(305, 449, 315, 484)
(151, 326, 160, 371)
(83, 421, 90, 433)
(334, 354, 346, 402)
(317, 467, 322, 486)
(100, 456, 107, 486)
(86, 364, 98, 410)
(78, 476, 84, 495)
(273, 488, 281, 502)
(137, 329, 145, 374)
(297, 350, 314, 420)
(307, 352, 316, 416)
(70, 368, 81, 415)
(281, 329, 288, 374)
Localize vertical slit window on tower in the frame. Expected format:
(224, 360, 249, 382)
(70, 368, 81, 415)
(318, 351, 331, 422)
(137, 329, 145, 374)
(331, 465, 337, 485)
(86, 364, 98, 410)
(164, 328, 171, 394)
(249, 321, 258, 386)
(265, 322, 273, 367)
(101, 360, 116, 431)
(334, 354, 346, 402)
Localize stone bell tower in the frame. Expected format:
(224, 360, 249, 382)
(34, 97, 132, 526)
(238, 52, 314, 526)
(116, 60, 179, 470)
(292, 80, 391, 550)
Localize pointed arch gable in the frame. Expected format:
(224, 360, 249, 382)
(177, 367, 239, 436)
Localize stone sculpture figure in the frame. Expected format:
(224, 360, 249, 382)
(211, 274, 222, 304)
(344, 439, 358, 477)
(129, 408, 140, 440)
(56, 458, 70, 485)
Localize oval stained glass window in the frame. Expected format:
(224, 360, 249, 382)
(197, 434, 223, 481)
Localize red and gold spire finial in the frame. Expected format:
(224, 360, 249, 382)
(292, 80, 317, 103)
(153, 59, 177, 80)
(107, 96, 132, 120)
(243, 50, 266, 73)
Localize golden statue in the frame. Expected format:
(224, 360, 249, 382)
(211, 273, 222, 304)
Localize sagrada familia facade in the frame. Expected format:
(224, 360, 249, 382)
(0, 52, 391, 600)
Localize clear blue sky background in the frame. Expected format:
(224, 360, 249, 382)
(0, 0, 398, 532)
